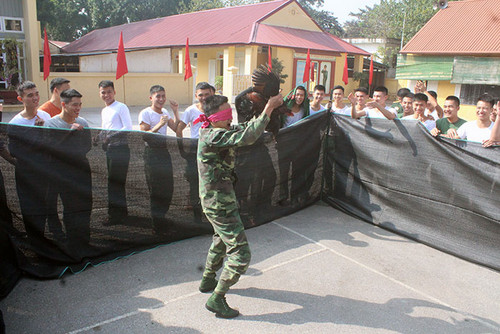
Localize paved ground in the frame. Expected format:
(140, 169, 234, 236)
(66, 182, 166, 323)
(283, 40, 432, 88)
(1, 203, 499, 334)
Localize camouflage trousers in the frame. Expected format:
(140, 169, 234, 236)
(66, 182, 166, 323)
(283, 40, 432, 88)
(203, 207, 251, 295)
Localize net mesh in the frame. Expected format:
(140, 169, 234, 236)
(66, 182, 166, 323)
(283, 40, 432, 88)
(1, 111, 499, 299)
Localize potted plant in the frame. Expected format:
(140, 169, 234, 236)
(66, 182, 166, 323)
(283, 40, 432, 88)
(0, 38, 23, 104)
(214, 75, 223, 94)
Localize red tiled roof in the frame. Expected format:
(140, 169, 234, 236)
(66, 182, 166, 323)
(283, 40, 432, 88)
(63, 0, 288, 53)
(62, 0, 367, 55)
(49, 40, 69, 48)
(401, 0, 500, 55)
(254, 24, 369, 55)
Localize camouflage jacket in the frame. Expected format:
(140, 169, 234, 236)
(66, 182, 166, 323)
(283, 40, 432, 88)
(197, 112, 270, 211)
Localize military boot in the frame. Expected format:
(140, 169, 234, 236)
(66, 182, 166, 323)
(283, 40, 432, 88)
(199, 276, 218, 293)
(205, 292, 239, 318)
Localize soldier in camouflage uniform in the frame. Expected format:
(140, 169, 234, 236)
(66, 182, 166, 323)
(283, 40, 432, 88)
(197, 94, 283, 318)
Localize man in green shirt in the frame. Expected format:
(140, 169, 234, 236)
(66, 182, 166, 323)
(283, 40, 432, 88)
(197, 93, 283, 318)
(431, 96, 466, 137)
(392, 88, 411, 118)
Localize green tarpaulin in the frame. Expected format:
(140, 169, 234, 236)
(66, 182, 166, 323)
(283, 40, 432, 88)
(395, 54, 453, 80)
(451, 57, 500, 85)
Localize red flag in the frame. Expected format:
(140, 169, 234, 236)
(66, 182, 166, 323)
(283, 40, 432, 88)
(303, 49, 311, 83)
(369, 55, 374, 86)
(311, 62, 315, 82)
(43, 28, 51, 81)
(268, 45, 272, 73)
(184, 38, 193, 81)
(342, 55, 349, 85)
(116, 32, 128, 80)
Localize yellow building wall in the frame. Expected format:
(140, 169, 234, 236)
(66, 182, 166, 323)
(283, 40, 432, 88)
(193, 48, 220, 83)
(262, 2, 321, 32)
(333, 54, 366, 94)
(435, 81, 474, 121)
(385, 79, 401, 100)
(23, 0, 45, 100)
(275, 47, 295, 94)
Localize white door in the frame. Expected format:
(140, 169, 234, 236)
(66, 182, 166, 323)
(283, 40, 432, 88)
(192, 58, 198, 103)
(208, 59, 216, 86)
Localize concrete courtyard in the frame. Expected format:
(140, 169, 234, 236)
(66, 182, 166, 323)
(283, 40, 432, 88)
(1, 203, 499, 333)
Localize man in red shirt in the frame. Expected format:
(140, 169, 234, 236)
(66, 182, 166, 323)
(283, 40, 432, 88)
(39, 77, 70, 117)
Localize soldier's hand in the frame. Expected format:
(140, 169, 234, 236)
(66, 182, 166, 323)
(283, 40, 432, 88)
(267, 94, 283, 109)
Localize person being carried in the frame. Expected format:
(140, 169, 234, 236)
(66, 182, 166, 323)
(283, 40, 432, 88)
(450, 94, 495, 143)
(309, 85, 327, 115)
(39, 77, 70, 117)
(197, 93, 283, 318)
(430, 96, 466, 138)
(402, 93, 436, 131)
(138, 85, 180, 234)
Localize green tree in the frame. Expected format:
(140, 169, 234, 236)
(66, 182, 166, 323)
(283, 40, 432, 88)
(37, 0, 89, 41)
(306, 8, 343, 36)
(271, 58, 288, 84)
(37, 0, 188, 41)
(344, 0, 458, 45)
(296, 0, 343, 36)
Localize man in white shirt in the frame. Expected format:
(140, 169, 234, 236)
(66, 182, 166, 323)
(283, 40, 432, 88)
(8, 81, 53, 247)
(138, 85, 180, 234)
(309, 85, 327, 115)
(401, 93, 414, 118)
(176, 82, 214, 139)
(451, 94, 495, 143)
(483, 101, 500, 147)
(402, 93, 436, 131)
(351, 86, 397, 120)
(414, 80, 443, 120)
(45, 89, 92, 258)
(348, 87, 381, 119)
(175, 82, 214, 224)
(9, 82, 51, 126)
(97, 80, 132, 225)
(329, 85, 350, 116)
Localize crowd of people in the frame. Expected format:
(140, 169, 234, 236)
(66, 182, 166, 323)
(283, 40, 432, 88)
(1, 76, 498, 319)
(275, 82, 499, 147)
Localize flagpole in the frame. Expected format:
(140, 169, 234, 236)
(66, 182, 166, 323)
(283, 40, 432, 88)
(122, 75, 126, 105)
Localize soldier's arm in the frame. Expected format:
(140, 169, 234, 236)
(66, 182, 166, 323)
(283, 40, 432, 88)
(205, 95, 282, 148)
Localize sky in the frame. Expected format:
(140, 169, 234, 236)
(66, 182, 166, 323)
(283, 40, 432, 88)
(319, 0, 381, 24)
